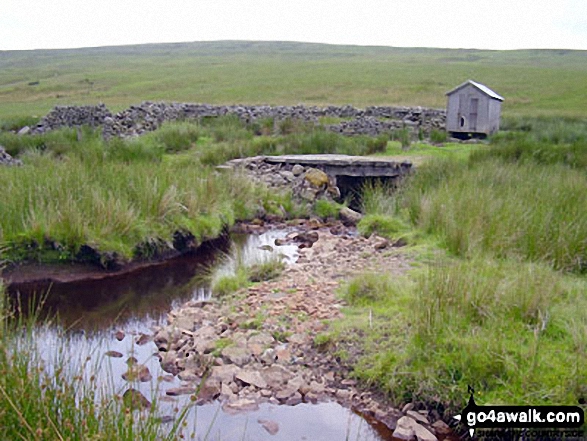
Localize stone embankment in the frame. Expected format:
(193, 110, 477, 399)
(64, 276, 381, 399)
(222, 156, 342, 208)
(150, 222, 451, 440)
(28, 102, 446, 139)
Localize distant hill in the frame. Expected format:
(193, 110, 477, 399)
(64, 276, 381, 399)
(1, 40, 586, 119)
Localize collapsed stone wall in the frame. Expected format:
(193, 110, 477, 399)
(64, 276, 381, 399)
(32, 104, 112, 134)
(0, 145, 22, 166)
(30, 102, 446, 139)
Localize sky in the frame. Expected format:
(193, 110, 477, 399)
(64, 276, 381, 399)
(1, 0, 586, 51)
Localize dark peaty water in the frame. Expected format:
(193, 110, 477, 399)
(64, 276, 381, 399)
(5, 230, 400, 440)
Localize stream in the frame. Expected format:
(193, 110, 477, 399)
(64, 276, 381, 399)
(5, 230, 397, 441)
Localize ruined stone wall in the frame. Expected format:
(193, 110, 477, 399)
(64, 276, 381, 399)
(31, 102, 446, 139)
(32, 104, 112, 134)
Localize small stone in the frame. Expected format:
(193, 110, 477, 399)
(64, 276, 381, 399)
(393, 425, 415, 441)
(258, 418, 280, 435)
(222, 398, 259, 414)
(413, 424, 437, 441)
(275, 387, 297, 401)
(275, 346, 291, 363)
(373, 238, 390, 250)
(248, 333, 275, 347)
(341, 379, 357, 386)
(304, 168, 329, 187)
(198, 379, 221, 401)
(236, 370, 268, 389)
(221, 382, 234, 399)
(285, 391, 303, 406)
(292, 164, 304, 176)
(166, 386, 197, 396)
(402, 402, 415, 413)
(339, 207, 363, 225)
(122, 388, 151, 410)
(335, 389, 351, 400)
(115, 330, 125, 341)
(178, 370, 200, 382)
(407, 410, 429, 425)
(309, 380, 325, 394)
(393, 416, 416, 441)
(105, 350, 123, 358)
(209, 364, 242, 383)
(260, 389, 272, 397)
(260, 348, 277, 364)
(431, 420, 451, 435)
(287, 375, 305, 392)
(286, 333, 306, 345)
(221, 346, 251, 366)
(136, 333, 152, 345)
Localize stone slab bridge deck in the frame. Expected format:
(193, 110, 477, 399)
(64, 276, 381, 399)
(257, 154, 413, 178)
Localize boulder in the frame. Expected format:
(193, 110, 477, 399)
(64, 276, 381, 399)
(304, 168, 329, 187)
(339, 207, 363, 225)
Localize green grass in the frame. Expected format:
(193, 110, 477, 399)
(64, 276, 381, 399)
(0, 125, 295, 264)
(211, 253, 285, 296)
(1, 41, 586, 121)
(333, 261, 587, 411)
(322, 120, 587, 415)
(313, 200, 342, 220)
(400, 157, 587, 273)
(0, 284, 192, 440)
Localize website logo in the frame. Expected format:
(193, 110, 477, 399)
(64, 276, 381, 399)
(453, 386, 584, 438)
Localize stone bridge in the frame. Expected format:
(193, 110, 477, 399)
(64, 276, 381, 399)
(262, 154, 412, 178)
(222, 154, 412, 210)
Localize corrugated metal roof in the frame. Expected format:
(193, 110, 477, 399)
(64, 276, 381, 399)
(446, 80, 504, 101)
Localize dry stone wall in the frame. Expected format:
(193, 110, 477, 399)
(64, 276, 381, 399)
(32, 104, 112, 134)
(30, 102, 446, 139)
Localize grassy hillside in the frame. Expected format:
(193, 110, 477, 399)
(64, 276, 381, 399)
(1, 41, 586, 120)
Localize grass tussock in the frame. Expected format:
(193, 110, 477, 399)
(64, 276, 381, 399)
(399, 157, 587, 273)
(0, 125, 295, 263)
(210, 254, 285, 296)
(336, 261, 587, 410)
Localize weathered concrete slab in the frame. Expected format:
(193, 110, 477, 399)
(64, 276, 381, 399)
(262, 154, 412, 177)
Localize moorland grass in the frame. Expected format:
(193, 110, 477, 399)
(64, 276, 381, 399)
(337, 126, 587, 414)
(0, 125, 295, 264)
(400, 157, 587, 273)
(1, 42, 586, 119)
(334, 260, 587, 410)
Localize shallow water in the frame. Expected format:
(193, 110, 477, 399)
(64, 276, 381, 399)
(6, 229, 398, 440)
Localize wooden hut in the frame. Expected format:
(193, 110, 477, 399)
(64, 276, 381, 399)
(446, 80, 504, 138)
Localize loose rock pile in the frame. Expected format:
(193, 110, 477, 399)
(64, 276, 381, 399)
(29, 102, 446, 139)
(223, 156, 341, 206)
(0, 145, 22, 166)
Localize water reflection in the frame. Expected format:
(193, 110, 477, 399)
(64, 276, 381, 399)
(4, 229, 395, 441)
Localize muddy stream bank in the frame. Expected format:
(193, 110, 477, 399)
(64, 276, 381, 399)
(4, 223, 454, 441)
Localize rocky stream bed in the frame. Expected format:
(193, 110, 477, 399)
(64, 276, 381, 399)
(145, 221, 453, 440)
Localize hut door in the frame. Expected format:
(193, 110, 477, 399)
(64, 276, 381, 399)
(469, 98, 478, 131)
(458, 94, 467, 128)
